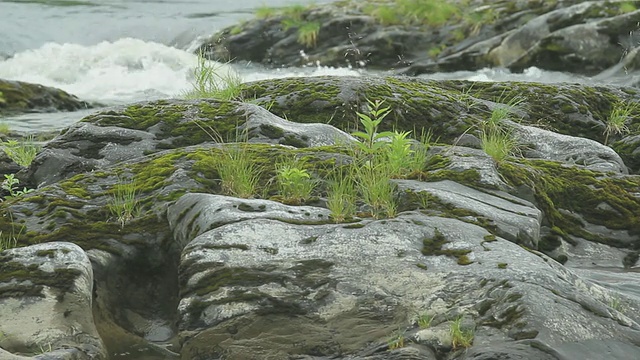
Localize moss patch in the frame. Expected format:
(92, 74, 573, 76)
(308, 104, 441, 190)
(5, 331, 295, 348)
(499, 159, 640, 247)
(421, 228, 472, 265)
(0, 255, 82, 299)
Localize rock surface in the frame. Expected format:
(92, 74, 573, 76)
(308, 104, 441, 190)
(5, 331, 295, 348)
(1, 76, 639, 359)
(0, 79, 92, 115)
(200, 0, 640, 81)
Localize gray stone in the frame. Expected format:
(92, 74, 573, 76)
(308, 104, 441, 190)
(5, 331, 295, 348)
(0, 242, 106, 359)
(512, 121, 628, 174)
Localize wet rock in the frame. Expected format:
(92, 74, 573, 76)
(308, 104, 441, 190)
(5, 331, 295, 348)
(0, 79, 92, 115)
(0, 242, 106, 359)
(202, 0, 639, 81)
(512, 120, 628, 174)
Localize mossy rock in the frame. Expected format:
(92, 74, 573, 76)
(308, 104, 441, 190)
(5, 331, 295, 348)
(0, 78, 92, 115)
(499, 159, 640, 248)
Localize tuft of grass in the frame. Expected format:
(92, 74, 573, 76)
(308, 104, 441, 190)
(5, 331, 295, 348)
(2, 136, 39, 167)
(275, 157, 316, 204)
(477, 94, 523, 164)
(480, 127, 518, 164)
(387, 330, 405, 350)
(108, 177, 139, 227)
(604, 101, 637, 145)
(184, 50, 243, 101)
(450, 316, 474, 349)
(366, 0, 461, 26)
(0, 212, 25, 252)
(354, 159, 397, 219)
(297, 21, 321, 48)
(0, 122, 10, 135)
(215, 144, 262, 199)
(255, 5, 277, 18)
(326, 167, 357, 223)
(417, 312, 433, 329)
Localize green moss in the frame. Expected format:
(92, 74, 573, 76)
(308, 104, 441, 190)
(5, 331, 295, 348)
(259, 123, 285, 139)
(421, 228, 472, 265)
(497, 263, 508, 269)
(0, 257, 82, 299)
(59, 174, 92, 199)
(35, 249, 57, 258)
(499, 159, 640, 247)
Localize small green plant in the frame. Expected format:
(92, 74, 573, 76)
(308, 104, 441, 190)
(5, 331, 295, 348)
(352, 99, 394, 155)
(480, 127, 518, 164)
(297, 21, 321, 48)
(215, 145, 262, 199)
(255, 5, 277, 18)
(184, 50, 243, 101)
(486, 95, 523, 130)
(477, 95, 523, 164)
(0, 123, 10, 135)
(355, 159, 397, 218)
(609, 296, 624, 312)
(604, 100, 637, 145)
(386, 130, 415, 178)
(108, 177, 139, 227)
(1, 174, 33, 198)
(0, 212, 24, 252)
(450, 316, 474, 349)
(2, 136, 39, 167)
(387, 330, 405, 350)
(326, 167, 357, 223)
(619, 1, 637, 14)
(417, 312, 433, 329)
(408, 128, 433, 175)
(275, 158, 315, 204)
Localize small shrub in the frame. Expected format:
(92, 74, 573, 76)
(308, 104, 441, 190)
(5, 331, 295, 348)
(0, 123, 10, 135)
(1, 174, 33, 198)
(352, 99, 394, 155)
(2, 136, 39, 167)
(275, 158, 315, 204)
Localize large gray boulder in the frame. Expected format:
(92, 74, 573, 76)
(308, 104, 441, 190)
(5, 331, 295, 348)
(0, 242, 105, 359)
(170, 193, 640, 359)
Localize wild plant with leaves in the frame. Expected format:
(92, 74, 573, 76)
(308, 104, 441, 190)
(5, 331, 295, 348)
(352, 99, 395, 155)
(275, 158, 315, 205)
(1, 174, 33, 199)
(2, 136, 39, 167)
